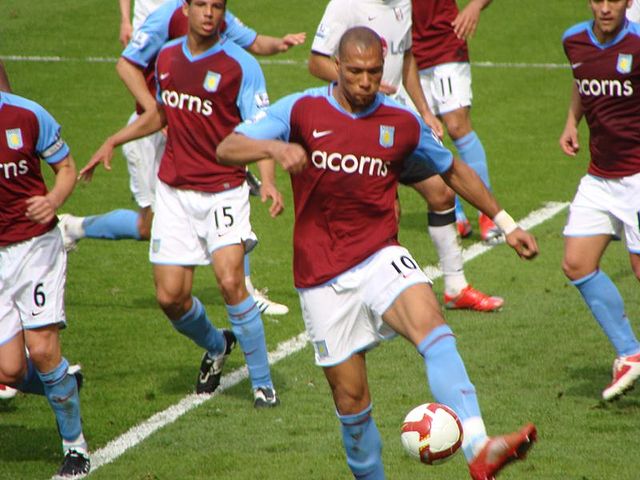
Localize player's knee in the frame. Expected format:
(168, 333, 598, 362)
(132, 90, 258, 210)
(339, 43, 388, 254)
(156, 290, 189, 319)
(0, 364, 26, 385)
(217, 274, 246, 305)
(562, 257, 588, 282)
(26, 342, 58, 371)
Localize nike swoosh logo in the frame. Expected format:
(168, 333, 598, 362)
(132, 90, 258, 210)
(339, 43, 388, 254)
(32, 311, 44, 317)
(368, 15, 376, 21)
(312, 129, 333, 138)
(159, 72, 170, 80)
(571, 62, 582, 69)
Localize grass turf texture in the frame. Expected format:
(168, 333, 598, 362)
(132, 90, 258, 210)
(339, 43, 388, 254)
(1, 1, 639, 478)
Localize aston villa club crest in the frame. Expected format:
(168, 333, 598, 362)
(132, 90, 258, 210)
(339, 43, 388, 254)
(203, 71, 222, 92)
(379, 125, 395, 148)
(617, 53, 633, 74)
(5, 128, 23, 150)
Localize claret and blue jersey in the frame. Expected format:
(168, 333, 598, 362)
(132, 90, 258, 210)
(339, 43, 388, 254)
(236, 85, 453, 288)
(563, 19, 640, 178)
(0, 92, 70, 246)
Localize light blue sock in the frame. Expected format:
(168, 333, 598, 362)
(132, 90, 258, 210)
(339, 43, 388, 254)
(38, 357, 83, 442)
(82, 209, 141, 240)
(172, 297, 225, 357)
(227, 296, 272, 389)
(418, 324, 485, 460)
(14, 357, 44, 395)
(338, 404, 385, 479)
(454, 197, 467, 222)
(572, 270, 640, 356)
(454, 131, 490, 188)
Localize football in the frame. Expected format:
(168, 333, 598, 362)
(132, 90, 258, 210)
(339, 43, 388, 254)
(400, 402, 463, 465)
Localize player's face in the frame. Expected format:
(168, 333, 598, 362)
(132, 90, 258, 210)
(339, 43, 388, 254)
(590, 0, 632, 42)
(336, 43, 384, 112)
(184, 0, 225, 39)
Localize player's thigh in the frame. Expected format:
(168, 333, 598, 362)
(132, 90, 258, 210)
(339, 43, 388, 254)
(562, 235, 611, 279)
(420, 62, 473, 117)
(408, 175, 454, 210)
(0, 329, 26, 382)
(202, 182, 257, 256)
(24, 324, 62, 372)
(153, 264, 195, 304)
(150, 181, 211, 266)
(322, 352, 370, 414)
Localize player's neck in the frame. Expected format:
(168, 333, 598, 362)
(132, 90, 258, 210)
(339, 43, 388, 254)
(332, 86, 368, 114)
(186, 32, 220, 56)
(592, 22, 625, 44)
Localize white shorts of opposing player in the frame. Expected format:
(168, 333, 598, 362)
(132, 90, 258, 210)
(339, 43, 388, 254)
(150, 180, 257, 265)
(419, 62, 473, 116)
(123, 112, 166, 210)
(564, 172, 640, 253)
(299, 245, 431, 367)
(0, 229, 67, 345)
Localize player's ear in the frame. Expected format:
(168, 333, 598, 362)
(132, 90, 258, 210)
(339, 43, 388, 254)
(333, 56, 340, 74)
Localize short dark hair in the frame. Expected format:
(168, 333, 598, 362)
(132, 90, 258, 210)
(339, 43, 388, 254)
(337, 27, 383, 59)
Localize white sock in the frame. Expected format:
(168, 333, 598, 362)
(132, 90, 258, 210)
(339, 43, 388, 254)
(428, 210, 468, 296)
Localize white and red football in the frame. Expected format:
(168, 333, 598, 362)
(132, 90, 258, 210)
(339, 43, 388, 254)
(400, 402, 463, 465)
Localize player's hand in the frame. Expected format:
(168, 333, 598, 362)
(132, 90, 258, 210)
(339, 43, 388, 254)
(120, 22, 133, 47)
(273, 143, 308, 174)
(559, 124, 579, 156)
(79, 140, 116, 182)
(379, 81, 398, 95)
(505, 228, 538, 260)
(25, 195, 57, 224)
(280, 32, 306, 51)
(452, 2, 483, 40)
(422, 111, 444, 139)
(260, 182, 284, 218)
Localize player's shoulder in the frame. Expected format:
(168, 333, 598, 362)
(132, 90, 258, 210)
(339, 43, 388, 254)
(378, 95, 422, 124)
(562, 21, 591, 43)
(220, 38, 260, 66)
(157, 36, 184, 57)
(1, 92, 46, 118)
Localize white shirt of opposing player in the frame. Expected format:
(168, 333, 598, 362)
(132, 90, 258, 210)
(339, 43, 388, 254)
(132, 0, 170, 31)
(628, 0, 640, 23)
(312, 0, 412, 104)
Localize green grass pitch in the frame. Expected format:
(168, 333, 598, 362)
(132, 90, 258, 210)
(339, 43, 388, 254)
(1, 1, 639, 479)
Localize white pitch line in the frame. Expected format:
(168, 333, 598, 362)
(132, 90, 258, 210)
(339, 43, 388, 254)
(57, 200, 568, 479)
(2, 54, 569, 69)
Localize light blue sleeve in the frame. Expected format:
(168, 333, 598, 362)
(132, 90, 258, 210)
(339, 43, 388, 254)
(233, 47, 270, 121)
(0, 94, 73, 165)
(121, 0, 181, 67)
(405, 117, 453, 174)
(235, 93, 304, 142)
(223, 10, 258, 48)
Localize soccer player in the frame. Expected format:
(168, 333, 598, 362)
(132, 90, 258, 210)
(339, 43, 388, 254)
(0, 58, 19, 402)
(59, 0, 305, 316)
(560, 0, 640, 401)
(0, 91, 90, 477)
(80, 0, 281, 407)
(412, 0, 500, 242)
(308, 0, 504, 312)
(218, 26, 538, 479)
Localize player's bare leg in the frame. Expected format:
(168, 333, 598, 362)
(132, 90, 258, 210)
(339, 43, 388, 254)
(564, 235, 640, 400)
(211, 244, 278, 407)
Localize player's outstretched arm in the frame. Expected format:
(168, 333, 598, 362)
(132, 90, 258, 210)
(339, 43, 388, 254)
(26, 155, 77, 224)
(452, 0, 492, 40)
(80, 105, 166, 182)
(256, 159, 284, 218)
(249, 32, 306, 56)
(441, 158, 538, 259)
(559, 83, 583, 157)
(218, 132, 308, 174)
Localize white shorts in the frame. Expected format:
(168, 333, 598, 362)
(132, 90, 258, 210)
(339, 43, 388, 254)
(419, 62, 473, 116)
(122, 112, 166, 210)
(0, 229, 67, 346)
(298, 246, 431, 367)
(564, 173, 640, 253)
(150, 180, 258, 265)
